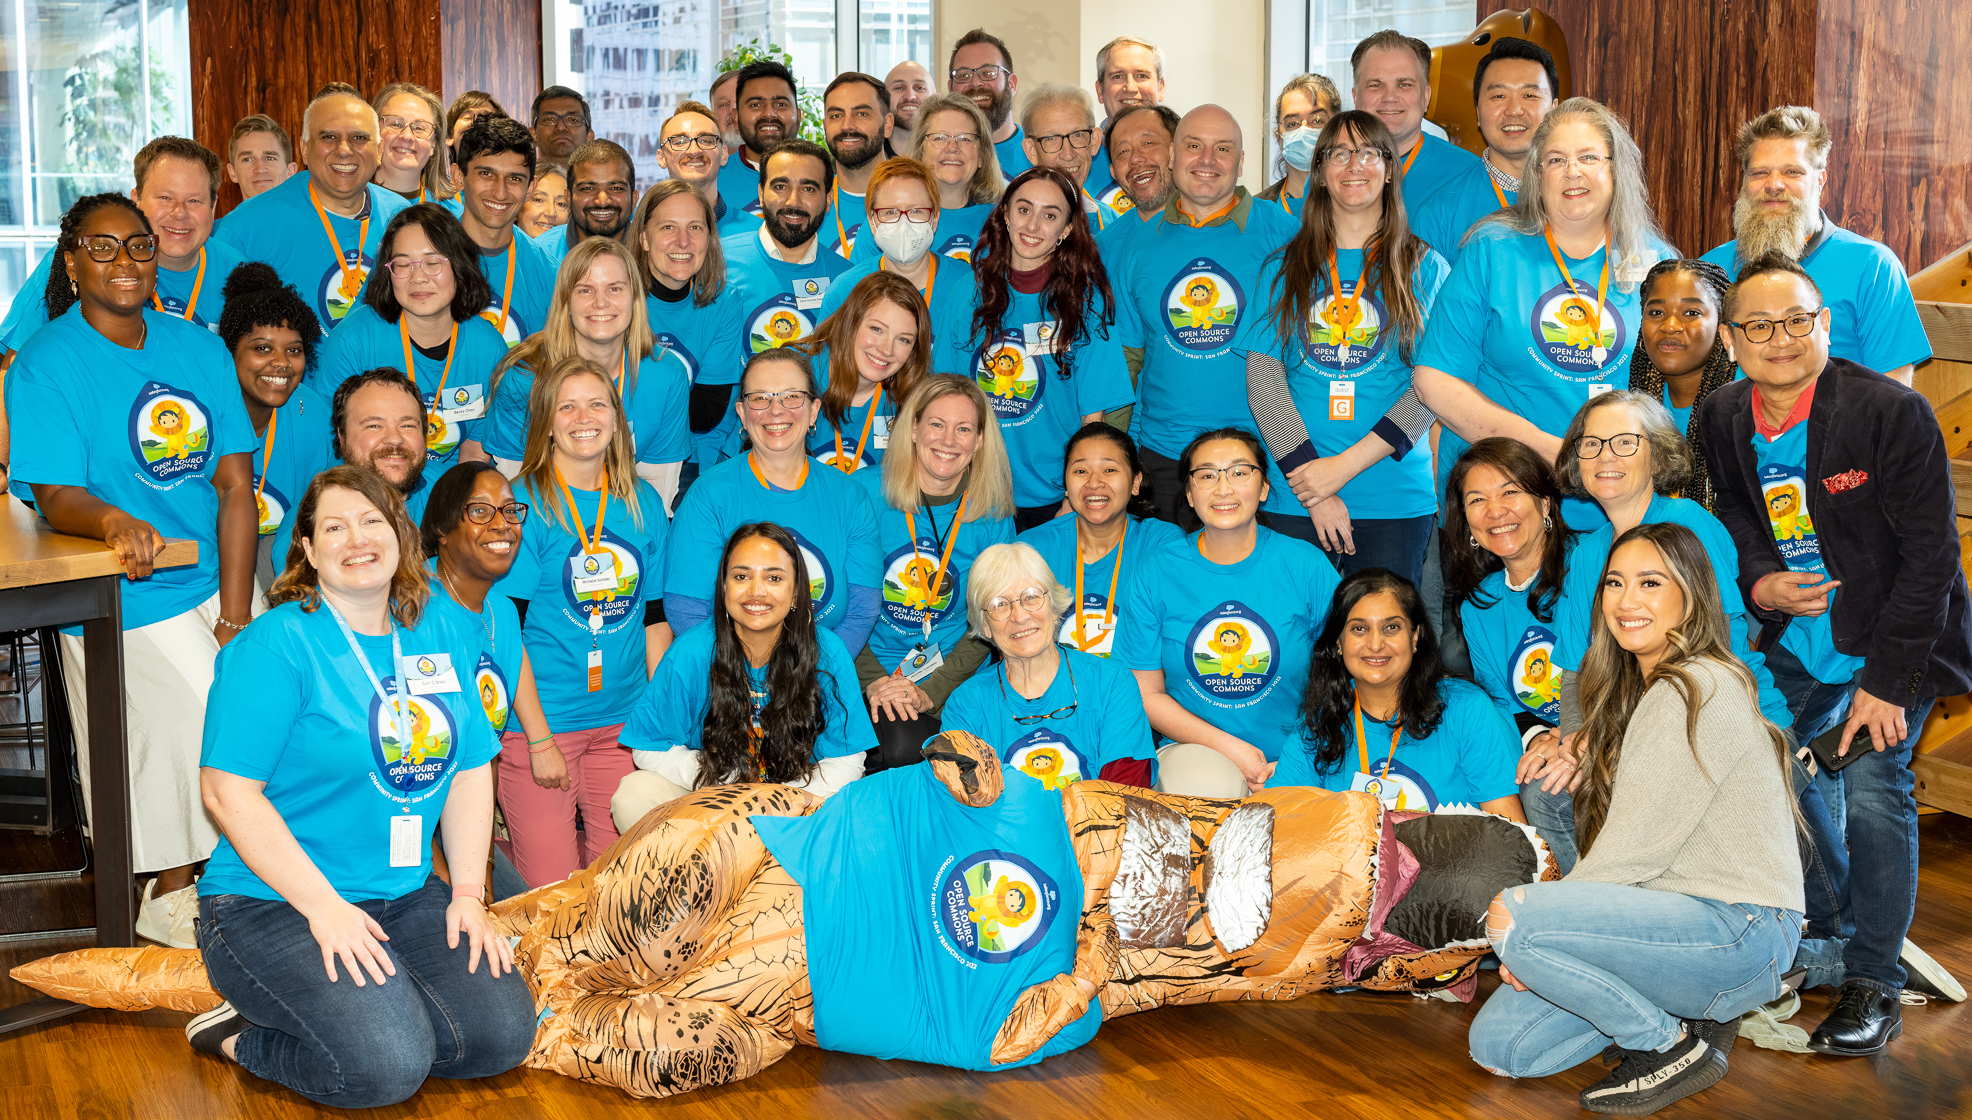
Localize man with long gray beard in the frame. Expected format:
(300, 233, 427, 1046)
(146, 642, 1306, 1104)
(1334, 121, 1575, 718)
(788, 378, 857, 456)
(1701, 105, 1929, 385)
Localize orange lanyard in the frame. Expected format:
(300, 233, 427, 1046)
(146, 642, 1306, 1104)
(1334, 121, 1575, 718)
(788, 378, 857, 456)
(553, 464, 610, 555)
(832, 183, 854, 259)
(881, 253, 938, 301)
(1070, 518, 1126, 650)
(308, 183, 369, 303)
(905, 492, 969, 606)
(1277, 190, 1294, 215)
(1399, 140, 1422, 179)
(1488, 175, 1510, 210)
(1324, 248, 1373, 342)
(833, 384, 883, 473)
(151, 247, 206, 320)
(1083, 186, 1108, 231)
(748, 451, 808, 491)
(254, 410, 276, 511)
(1541, 224, 1611, 355)
(612, 340, 633, 394)
(399, 316, 459, 432)
(1354, 696, 1402, 777)
(489, 240, 516, 336)
(1175, 196, 1237, 228)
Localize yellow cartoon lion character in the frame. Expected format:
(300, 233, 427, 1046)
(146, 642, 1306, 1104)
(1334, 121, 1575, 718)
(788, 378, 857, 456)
(1178, 277, 1222, 329)
(396, 703, 438, 766)
(898, 557, 942, 610)
(1768, 483, 1813, 540)
(1210, 621, 1261, 678)
(983, 348, 1025, 397)
(968, 874, 1038, 939)
(1557, 298, 1601, 350)
(765, 310, 802, 345)
(148, 401, 196, 459)
(1316, 297, 1372, 348)
(1015, 746, 1075, 791)
(1520, 648, 1558, 709)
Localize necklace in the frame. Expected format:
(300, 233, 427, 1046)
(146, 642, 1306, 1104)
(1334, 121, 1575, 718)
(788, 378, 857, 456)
(437, 560, 493, 646)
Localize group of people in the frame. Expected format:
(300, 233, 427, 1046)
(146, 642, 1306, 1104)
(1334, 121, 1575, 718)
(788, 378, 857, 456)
(2, 23, 1967, 1118)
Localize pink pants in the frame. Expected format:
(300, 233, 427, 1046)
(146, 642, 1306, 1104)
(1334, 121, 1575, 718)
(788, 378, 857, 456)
(496, 722, 636, 888)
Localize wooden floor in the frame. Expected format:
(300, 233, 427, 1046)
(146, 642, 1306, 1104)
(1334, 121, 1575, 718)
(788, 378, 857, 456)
(6, 815, 1972, 1120)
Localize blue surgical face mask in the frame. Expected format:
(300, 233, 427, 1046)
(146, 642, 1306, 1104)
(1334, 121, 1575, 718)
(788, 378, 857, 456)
(1281, 126, 1322, 172)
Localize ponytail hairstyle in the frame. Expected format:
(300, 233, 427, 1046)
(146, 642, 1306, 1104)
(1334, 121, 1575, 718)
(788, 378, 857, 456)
(969, 166, 1115, 381)
(45, 194, 152, 319)
(699, 522, 833, 787)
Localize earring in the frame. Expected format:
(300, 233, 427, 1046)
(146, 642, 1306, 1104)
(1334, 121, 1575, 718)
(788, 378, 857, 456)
(1469, 535, 1480, 549)
(70, 278, 78, 296)
(1543, 514, 1552, 529)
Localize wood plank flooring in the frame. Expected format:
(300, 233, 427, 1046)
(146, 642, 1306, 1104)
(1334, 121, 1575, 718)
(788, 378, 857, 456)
(5, 814, 1971, 1120)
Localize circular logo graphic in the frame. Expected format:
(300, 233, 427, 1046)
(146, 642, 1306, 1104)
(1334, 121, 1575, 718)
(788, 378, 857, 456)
(879, 541, 956, 629)
(785, 527, 835, 617)
(1759, 463, 1820, 568)
(974, 328, 1046, 423)
(317, 250, 371, 323)
(415, 656, 437, 676)
(424, 408, 456, 457)
(1003, 729, 1089, 790)
(1352, 757, 1439, 812)
(838, 222, 863, 256)
(1302, 283, 1388, 372)
(1510, 625, 1560, 722)
(560, 530, 644, 630)
(480, 305, 529, 346)
(937, 233, 976, 263)
(654, 332, 701, 384)
(254, 475, 290, 537)
(935, 849, 1062, 963)
(128, 381, 215, 485)
(1527, 281, 1628, 377)
(1184, 601, 1281, 704)
(1162, 259, 1244, 355)
(474, 652, 510, 732)
(368, 688, 459, 800)
(1056, 592, 1117, 656)
(746, 294, 816, 353)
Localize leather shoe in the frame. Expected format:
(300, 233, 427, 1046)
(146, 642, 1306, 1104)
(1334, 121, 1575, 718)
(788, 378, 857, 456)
(1808, 981, 1903, 1056)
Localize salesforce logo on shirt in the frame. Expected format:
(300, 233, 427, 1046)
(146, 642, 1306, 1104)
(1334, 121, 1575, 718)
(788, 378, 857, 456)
(934, 848, 1062, 964)
(973, 326, 1048, 424)
(937, 233, 977, 263)
(560, 531, 643, 631)
(475, 652, 510, 732)
(1003, 729, 1089, 790)
(1511, 625, 1560, 723)
(1527, 283, 1628, 377)
(368, 687, 459, 801)
(253, 474, 290, 537)
(1162, 259, 1243, 355)
(155, 292, 213, 331)
(746, 293, 817, 353)
(1759, 463, 1822, 568)
(787, 527, 835, 616)
(879, 540, 956, 629)
(1302, 284, 1388, 372)
(655, 332, 700, 384)
(128, 382, 214, 487)
(318, 248, 372, 323)
(1185, 601, 1280, 704)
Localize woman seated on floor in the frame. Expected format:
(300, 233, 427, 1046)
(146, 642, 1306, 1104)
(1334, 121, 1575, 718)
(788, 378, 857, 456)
(939, 542, 1157, 788)
(1468, 522, 1803, 1117)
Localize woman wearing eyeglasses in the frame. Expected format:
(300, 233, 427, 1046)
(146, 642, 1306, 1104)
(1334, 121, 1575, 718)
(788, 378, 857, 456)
(853, 95, 1003, 265)
(371, 82, 455, 206)
(313, 204, 506, 472)
(665, 348, 883, 652)
(1112, 428, 1337, 796)
(800, 271, 934, 473)
(817, 158, 954, 319)
(632, 181, 747, 486)
(6, 193, 259, 948)
(940, 542, 1156, 788)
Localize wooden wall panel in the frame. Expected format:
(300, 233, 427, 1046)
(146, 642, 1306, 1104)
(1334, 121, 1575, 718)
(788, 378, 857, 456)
(441, 0, 542, 125)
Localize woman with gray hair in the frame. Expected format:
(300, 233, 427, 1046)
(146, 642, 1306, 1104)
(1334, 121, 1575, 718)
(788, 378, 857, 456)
(939, 542, 1156, 787)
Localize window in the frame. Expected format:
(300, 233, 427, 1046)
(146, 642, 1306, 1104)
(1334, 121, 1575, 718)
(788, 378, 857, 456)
(1265, 0, 1470, 173)
(0, 0, 193, 323)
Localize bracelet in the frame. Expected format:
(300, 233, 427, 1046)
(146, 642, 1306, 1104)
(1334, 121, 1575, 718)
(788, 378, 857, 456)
(528, 736, 559, 754)
(215, 616, 249, 632)
(451, 883, 486, 902)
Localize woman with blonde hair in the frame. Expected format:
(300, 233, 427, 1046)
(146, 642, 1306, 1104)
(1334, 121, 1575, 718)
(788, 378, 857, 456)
(799, 270, 935, 473)
(852, 94, 1002, 264)
(371, 81, 454, 204)
(632, 179, 748, 483)
(854, 373, 1017, 770)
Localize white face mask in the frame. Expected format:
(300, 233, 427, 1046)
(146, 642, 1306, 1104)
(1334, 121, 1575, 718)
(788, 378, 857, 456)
(871, 214, 936, 264)
(1281, 125, 1322, 172)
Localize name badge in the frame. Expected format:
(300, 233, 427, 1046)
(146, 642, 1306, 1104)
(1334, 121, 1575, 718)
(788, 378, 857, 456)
(389, 814, 424, 867)
(900, 642, 944, 683)
(1328, 380, 1356, 421)
(871, 412, 892, 450)
(434, 383, 487, 422)
(1348, 770, 1402, 811)
(1022, 320, 1058, 351)
(794, 276, 830, 310)
(1587, 383, 1614, 397)
(587, 647, 603, 692)
(400, 652, 461, 694)
(570, 551, 619, 595)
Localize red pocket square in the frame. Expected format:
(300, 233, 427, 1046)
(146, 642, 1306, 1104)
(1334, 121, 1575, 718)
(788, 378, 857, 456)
(1822, 469, 1868, 494)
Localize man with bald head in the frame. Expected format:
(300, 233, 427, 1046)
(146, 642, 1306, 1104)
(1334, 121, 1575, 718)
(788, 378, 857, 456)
(214, 84, 411, 332)
(1087, 36, 1165, 209)
(885, 60, 934, 153)
(1101, 105, 1298, 524)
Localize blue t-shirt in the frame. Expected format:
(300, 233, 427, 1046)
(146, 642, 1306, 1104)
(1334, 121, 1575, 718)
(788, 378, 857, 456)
(251, 390, 335, 548)
(715, 154, 768, 223)
(647, 285, 749, 470)
(199, 600, 499, 902)
(824, 184, 868, 260)
(815, 252, 971, 325)
(211, 176, 410, 332)
(1079, 191, 1121, 236)
(1399, 134, 1498, 265)
(851, 204, 994, 266)
(996, 127, 1032, 178)
(723, 225, 856, 366)
(1415, 224, 1673, 497)
(808, 382, 902, 474)
(481, 345, 693, 467)
(494, 477, 668, 727)
(1662, 382, 1693, 435)
(1233, 247, 1450, 520)
(935, 287, 1137, 507)
(1461, 561, 1572, 729)
(7, 309, 255, 629)
(529, 223, 577, 270)
(752, 763, 1098, 1071)
(617, 621, 874, 761)
(1272, 678, 1520, 810)
(1, 240, 247, 353)
(424, 558, 526, 734)
(1753, 420, 1865, 685)
(665, 454, 881, 633)
(859, 472, 1016, 668)
(1701, 220, 1930, 374)
(1017, 514, 1183, 657)
(312, 304, 508, 470)
(941, 647, 1155, 787)
(1113, 526, 1336, 757)
(1086, 159, 1123, 213)
(473, 236, 557, 347)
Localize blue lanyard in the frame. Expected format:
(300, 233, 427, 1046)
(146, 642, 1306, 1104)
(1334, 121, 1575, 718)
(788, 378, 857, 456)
(324, 599, 409, 791)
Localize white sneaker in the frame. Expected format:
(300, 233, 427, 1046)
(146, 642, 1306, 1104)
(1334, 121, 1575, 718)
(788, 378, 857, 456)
(1900, 937, 1966, 1002)
(136, 880, 200, 949)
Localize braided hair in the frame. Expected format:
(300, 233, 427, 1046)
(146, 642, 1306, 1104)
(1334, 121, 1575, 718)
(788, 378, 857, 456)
(1626, 258, 1734, 512)
(216, 261, 322, 370)
(45, 194, 151, 319)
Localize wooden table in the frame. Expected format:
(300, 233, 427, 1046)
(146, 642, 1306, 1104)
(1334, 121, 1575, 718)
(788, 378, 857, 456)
(0, 496, 195, 1033)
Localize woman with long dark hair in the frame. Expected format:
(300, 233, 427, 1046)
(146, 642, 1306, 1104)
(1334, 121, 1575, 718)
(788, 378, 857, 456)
(613, 523, 873, 828)
(1627, 258, 1736, 511)
(1273, 569, 1523, 818)
(800, 270, 935, 473)
(938, 166, 1133, 530)
(1238, 110, 1446, 580)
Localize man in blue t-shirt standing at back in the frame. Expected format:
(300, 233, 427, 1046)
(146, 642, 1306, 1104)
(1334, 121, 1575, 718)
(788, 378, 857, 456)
(1350, 29, 1496, 265)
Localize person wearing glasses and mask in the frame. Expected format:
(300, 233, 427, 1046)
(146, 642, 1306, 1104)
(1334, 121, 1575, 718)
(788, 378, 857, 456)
(370, 83, 454, 207)
(940, 541, 1157, 788)
(817, 158, 955, 323)
(1018, 84, 1118, 234)
(1257, 73, 1339, 216)
(856, 95, 1004, 264)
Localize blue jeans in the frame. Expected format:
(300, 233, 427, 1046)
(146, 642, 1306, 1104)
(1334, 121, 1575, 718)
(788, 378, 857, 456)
(1761, 641, 1856, 942)
(1469, 880, 1801, 1077)
(1519, 780, 1578, 875)
(198, 874, 537, 1108)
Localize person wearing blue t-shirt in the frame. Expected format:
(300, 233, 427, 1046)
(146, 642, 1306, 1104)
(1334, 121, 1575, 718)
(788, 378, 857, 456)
(855, 374, 1018, 771)
(633, 180, 751, 483)
(1471, 38, 1558, 212)
(1626, 259, 1739, 513)
(799, 270, 933, 475)
(1112, 428, 1337, 797)
(1235, 111, 1449, 583)
(1017, 85, 1120, 237)
(821, 72, 893, 261)
(370, 82, 454, 207)
(7, 194, 260, 949)
(269, 369, 436, 570)
(655, 102, 753, 233)
(1017, 423, 1183, 658)
(212, 88, 411, 332)
(1255, 73, 1337, 217)
(721, 140, 857, 385)
(1273, 570, 1524, 818)
(193, 466, 532, 1108)
(528, 138, 638, 270)
(719, 60, 804, 226)
(1104, 105, 1298, 523)
(452, 117, 557, 347)
(816, 157, 959, 326)
(1348, 31, 1496, 264)
(1087, 36, 1167, 212)
(941, 542, 1156, 788)
(1097, 105, 1179, 233)
(1700, 106, 1931, 384)
(613, 522, 873, 829)
(314, 205, 506, 472)
(937, 168, 1136, 528)
(854, 95, 1005, 266)
(948, 30, 1027, 179)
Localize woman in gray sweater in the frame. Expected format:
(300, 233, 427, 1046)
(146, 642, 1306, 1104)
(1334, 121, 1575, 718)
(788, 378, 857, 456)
(1467, 522, 1803, 1118)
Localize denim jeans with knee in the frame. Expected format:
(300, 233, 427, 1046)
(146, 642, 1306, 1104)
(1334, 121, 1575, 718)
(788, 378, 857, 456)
(1761, 641, 1855, 942)
(198, 874, 537, 1109)
(1469, 880, 1801, 1078)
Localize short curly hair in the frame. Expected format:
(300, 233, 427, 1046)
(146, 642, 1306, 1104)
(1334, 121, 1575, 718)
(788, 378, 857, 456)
(1555, 389, 1691, 498)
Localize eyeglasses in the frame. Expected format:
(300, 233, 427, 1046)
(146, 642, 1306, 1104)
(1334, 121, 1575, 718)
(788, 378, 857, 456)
(663, 133, 721, 152)
(1323, 145, 1386, 168)
(1001, 656, 1078, 724)
(380, 115, 437, 140)
(1032, 128, 1096, 153)
(386, 254, 451, 278)
(1728, 309, 1823, 344)
(77, 234, 158, 263)
(1576, 433, 1643, 458)
(872, 206, 934, 225)
(741, 389, 814, 411)
(984, 587, 1050, 622)
(1188, 463, 1261, 485)
(460, 501, 530, 525)
(949, 65, 1008, 85)
(1540, 152, 1607, 173)
(924, 131, 980, 149)
(536, 111, 590, 130)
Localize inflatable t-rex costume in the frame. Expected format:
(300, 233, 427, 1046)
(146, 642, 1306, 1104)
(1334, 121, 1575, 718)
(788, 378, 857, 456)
(13, 731, 1554, 1099)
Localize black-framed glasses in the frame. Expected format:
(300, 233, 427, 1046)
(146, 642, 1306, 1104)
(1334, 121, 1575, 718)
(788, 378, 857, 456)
(663, 133, 721, 152)
(536, 111, 589, 129)
(872, 206, 933, 225)
(1728, 309, 1823, 344)
(1188, 463, 1260, 485)
(741, 389, 814, 411)
(461, 501, 529, 525)
(380, 115, 437, 140)
(1002, 655, 1078, 724)
(1576, 433, 1643, 458)
(984, 587, 1049, 622)
(949, 65, 1008, 84)
(78, 234, 158, 263)
(1032, 129, 1096, 153)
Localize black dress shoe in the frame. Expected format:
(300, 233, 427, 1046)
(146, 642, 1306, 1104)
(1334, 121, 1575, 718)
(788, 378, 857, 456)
(1808, 981, 1903, 1056)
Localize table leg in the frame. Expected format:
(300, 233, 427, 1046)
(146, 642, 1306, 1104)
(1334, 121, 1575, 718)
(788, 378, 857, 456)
(82, 576, 131, 947)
